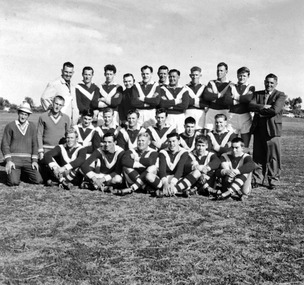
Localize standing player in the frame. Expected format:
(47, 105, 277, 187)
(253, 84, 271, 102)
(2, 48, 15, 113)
(157, 65, 169, 86)
(91, 64, 123, 125)
(202, 62, 233, 131)
(116, 109, 146, 150)
(80, 132, 124, 191)
(230, 67, 255, 151)
(185, 66, 208, 130)
(130, 65, 160, 127)
(159, 69, 189, 133)
(41, 62, 79, 125)
(75, 66, 101, 115)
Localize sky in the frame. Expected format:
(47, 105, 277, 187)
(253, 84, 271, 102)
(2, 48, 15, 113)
(0, 0, 303, 106)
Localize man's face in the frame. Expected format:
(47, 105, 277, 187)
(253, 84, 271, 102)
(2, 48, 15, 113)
(158, 69, 168, 84)
(190, 71, 201, 84)
(215, 117, 227, 133)
(156, 112, 167, 127)
(123, 76, 134, 89)
(196, 142, 208, 155)
(168, 136, 179, 152)
(127, 113, 138, 128)
(141, 68, 152, 83)
(169, 72, 179, 86)
(237, 72, 249, 85)
(82, 115, 93, 128)
(137, 136, 150, 152)
(217, 66, 227, 80)
(103, 136, 115, 152)
(185, 123, 195, 136)
(18, 111, 29, 124)
(66, 133, 77, 148)
(83, 70, 93, 84)
(232, 142, 244, 157)
(52, 98, 64, 114)
(61, 66, 74, 82)
(103, 111, 113, 126)
(264, 77, 278, 93)
(105, 70, 115, 83)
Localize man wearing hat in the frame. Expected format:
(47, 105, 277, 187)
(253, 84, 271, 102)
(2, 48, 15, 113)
(1, 102, 43, 186)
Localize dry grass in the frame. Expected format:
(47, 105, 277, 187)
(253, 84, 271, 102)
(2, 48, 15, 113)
(0, 112, 303, 284)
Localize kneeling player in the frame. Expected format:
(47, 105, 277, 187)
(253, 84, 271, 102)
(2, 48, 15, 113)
(43, 128, 87, 189)
(189, 135, 220, 196)
(216, 137, 255, 200)
(80, 132, 124, 191)
(119, 132, 158, 195)
(146, 132, 201, 197)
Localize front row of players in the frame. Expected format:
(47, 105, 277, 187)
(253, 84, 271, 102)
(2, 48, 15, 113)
(41, 129, 254, 201)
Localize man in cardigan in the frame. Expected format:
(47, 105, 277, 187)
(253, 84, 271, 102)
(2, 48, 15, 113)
(1, 102, 43, 186)
(37, 95, 70, 160)
(130, 65, 160, 127)
(249, 73, 287, 189)
(41, 62, 79, 125)
(90, 64, 123, 126)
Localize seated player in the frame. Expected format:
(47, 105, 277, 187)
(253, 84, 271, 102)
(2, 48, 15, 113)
(92, 107, 120, 150)
(116, 109, 146, 150)
(43, 128, 87, 189)
(229, 67, 255, 151)
(1, 102, 43, 186)
(80, 132, 124, 191)
(118, 132, 158, 195)
(145, 132, 200, 197)
(216, 137, 255, 200)
(73, 109, 96, 154)
(179, 116, 201, 152)
(189, 135, 221, 196)
(146, 108, 175, 150)
(207, 114, 237, 157)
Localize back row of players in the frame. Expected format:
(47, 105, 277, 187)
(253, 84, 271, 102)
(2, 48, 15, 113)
(1, 62, 286, 199)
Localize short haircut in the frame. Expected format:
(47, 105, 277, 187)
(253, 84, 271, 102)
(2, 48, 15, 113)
(195, 135, 208, 145)
(53, 95, 65, 103)
(167, 132, 180, 140)
(102, 132, 116, 141)
(169, 69, 180, 76)
(82, 66, 94, 74)
(65, 128, 78, 138)
(231, 137, 245, 147)
(123, 73, 134, 80)
(103, 107, 114, 115)
(127, 108, 140, 118)
(265, 73, 278, 82)
(138, 132, 151, 141)
(190, 66, 202, 73)
(156, 108, 168, 116)
(215, 113, 227, 121)
(217, 62, 228, 71)
(237, 66, 250, 76)
(81, 108, 94, 117)
(141, 65, 153, 73)
(63, 62, 74, 69)
(104, 64, 117, 74)
(184, 116, 196, 125)
(158, 65, 169, 72)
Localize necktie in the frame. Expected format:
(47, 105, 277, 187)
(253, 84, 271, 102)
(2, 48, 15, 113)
(265, 92, 270, 104)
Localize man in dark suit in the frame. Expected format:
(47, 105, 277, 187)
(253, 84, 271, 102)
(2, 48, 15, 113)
(249, 73, 287, 189)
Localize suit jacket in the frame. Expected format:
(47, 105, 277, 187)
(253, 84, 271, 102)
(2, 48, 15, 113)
(249, 89, 287, 137)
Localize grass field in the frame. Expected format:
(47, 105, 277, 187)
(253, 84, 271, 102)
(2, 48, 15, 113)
(0, 111, 303, 284)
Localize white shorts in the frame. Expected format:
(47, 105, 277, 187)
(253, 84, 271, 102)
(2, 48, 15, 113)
(185, 109, 206, 130)
(138, 109, 156, 128)
(166, 113, 185, 134)
(230, 113, 252, 134)
(205, 108, 230, 131)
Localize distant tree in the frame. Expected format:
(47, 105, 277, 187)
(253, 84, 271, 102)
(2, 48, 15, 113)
(24, 97, 34, 108)
(3, 99, 10, 107)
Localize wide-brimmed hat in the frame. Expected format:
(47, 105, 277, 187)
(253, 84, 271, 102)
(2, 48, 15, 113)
(17, 101, 32, 114)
